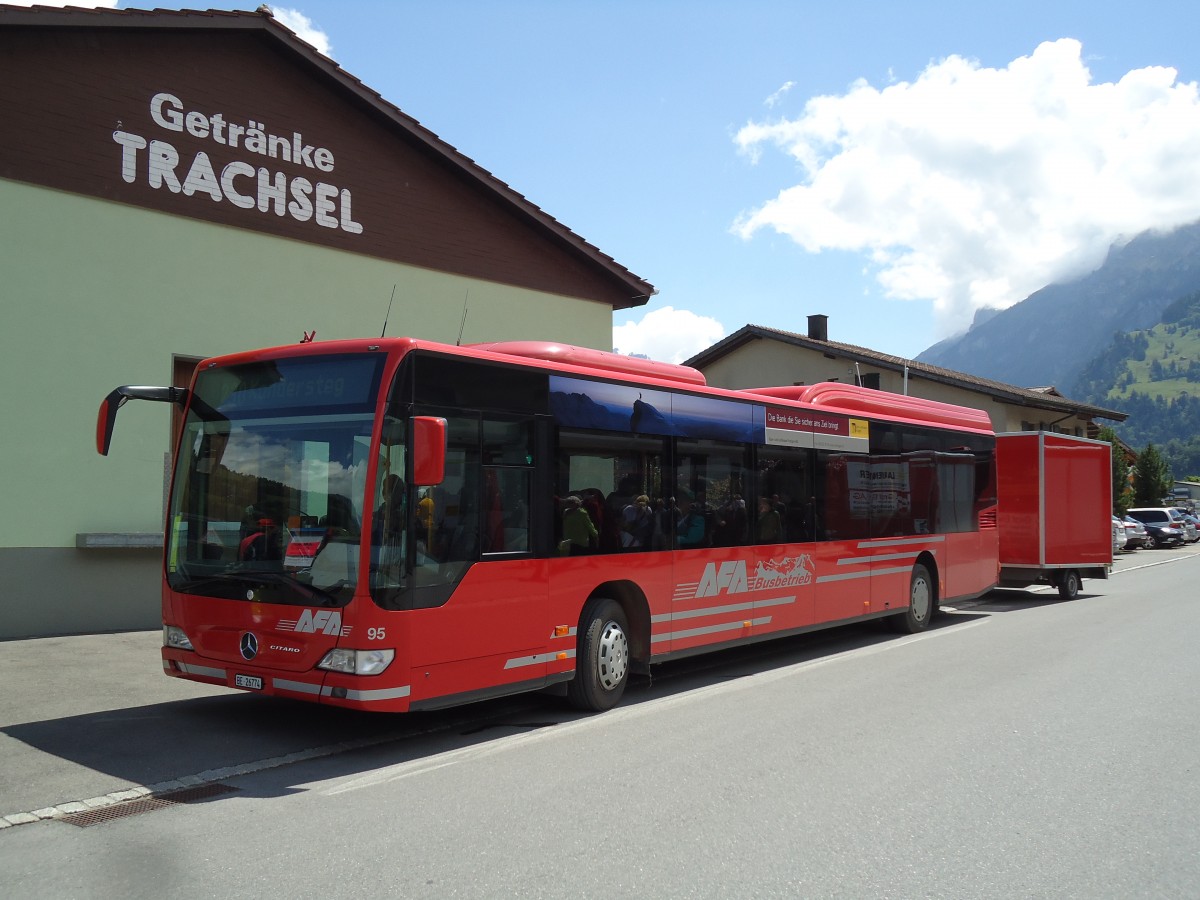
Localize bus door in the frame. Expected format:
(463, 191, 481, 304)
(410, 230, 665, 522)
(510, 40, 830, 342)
(399, 412, 548, 696)
(812, 451, 874, 622)
(865, 454, 922, 615)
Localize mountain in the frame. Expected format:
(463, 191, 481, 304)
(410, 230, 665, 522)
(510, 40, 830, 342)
(916, 221, 1200, 389)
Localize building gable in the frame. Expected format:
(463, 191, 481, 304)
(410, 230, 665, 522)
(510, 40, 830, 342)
(0, 9, 652, 308)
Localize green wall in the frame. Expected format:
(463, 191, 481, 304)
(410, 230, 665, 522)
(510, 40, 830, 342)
(0, 179, 613, 550)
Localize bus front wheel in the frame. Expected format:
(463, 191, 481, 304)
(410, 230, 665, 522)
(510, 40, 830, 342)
(890, 563, 935, 634)
(567, 598, 630, 712)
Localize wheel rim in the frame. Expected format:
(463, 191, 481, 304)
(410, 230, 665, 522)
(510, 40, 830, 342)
(596, 620, 629, 691)
(911, 574, 932, 624)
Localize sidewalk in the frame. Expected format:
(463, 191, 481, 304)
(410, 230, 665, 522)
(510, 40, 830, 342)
(0, 630, 235, 822)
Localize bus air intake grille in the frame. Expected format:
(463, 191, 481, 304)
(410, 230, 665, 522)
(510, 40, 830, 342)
(58, 783, 239, 828)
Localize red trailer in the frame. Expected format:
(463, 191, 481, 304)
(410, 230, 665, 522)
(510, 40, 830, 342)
(996, 432, 1113, 599)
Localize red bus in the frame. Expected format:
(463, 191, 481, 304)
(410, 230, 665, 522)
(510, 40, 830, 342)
(97, 338, 998, 713)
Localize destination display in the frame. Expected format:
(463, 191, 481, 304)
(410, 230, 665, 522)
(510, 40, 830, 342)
(764, 406, 869, 450)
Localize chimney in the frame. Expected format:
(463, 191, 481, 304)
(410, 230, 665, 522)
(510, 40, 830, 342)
(807, 314, 828, 342)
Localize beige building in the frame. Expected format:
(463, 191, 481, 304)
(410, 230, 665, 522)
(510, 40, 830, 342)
(0, 7, 651, 638)
(687, 317, 1126, 436)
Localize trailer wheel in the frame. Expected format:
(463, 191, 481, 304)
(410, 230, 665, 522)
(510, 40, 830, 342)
(567, 598, 630, 712)
(1057, 569, 1081, 600)
(890, 563, 935, 634)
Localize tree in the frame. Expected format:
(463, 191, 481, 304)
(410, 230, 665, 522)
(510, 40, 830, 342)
(1133, 443, 1172, 507)
(1097, 426, 1132, 514)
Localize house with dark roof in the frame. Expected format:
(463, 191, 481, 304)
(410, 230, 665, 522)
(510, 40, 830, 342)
(686, 317, 1126, 437)
(0, 5, 652, 637)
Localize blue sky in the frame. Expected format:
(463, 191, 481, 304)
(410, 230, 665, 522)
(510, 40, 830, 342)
(27, 1, 1200, 364)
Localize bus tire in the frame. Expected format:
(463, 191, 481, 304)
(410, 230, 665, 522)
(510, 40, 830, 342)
(890, 563, 935, 634)
(567, 598, 630, 712)
(1057, 569, 1081, 600)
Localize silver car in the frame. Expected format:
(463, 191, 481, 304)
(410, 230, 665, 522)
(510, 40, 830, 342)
(1121, 516, 1152, 550)
(1168, 509, 1199, 543)
(1171, 513, 1200, 542)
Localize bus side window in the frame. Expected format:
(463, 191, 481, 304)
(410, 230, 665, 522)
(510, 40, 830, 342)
(815, 450, 871, 542)
(556, 430, 666, 555)
(481, 418, 535, 555)
(676, 438, 752, 548)
(482, 467, 531, 553)
(757, 447, 817, 543)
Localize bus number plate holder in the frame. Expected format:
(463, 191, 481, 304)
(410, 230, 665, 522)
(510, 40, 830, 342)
(235, 674, 263, 690)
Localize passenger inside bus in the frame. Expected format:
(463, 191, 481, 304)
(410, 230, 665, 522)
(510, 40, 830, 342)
(560, 494, 598, 555)
(676, 491, 707, 548)
(757, 497, 783, 543)
(619, 495, 653, 549)
(374, 474, 407, 539)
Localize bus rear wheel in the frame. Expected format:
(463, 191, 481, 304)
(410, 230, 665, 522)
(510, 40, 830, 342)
(890, 563, 935, 634)
(567, 598, 630, 712)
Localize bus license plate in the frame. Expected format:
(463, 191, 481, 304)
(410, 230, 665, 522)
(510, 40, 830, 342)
(235, 674, 263, 690)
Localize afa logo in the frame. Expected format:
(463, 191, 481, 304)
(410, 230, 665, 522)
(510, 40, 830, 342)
(277, 609, 351, 636)
(693, 554, 815, 598)
(695, 560, 750, 597)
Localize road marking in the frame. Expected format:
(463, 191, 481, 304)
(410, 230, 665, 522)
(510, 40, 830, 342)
(1114, 552, 1195, 574)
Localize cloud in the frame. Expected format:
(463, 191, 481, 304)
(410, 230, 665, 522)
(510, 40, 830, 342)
(733, 39, 1200, 337)
(613, 306, 726, 365)
(765, 81, 796, 108)
(3, 1, 119, 5)
(271, 7, 333, 58)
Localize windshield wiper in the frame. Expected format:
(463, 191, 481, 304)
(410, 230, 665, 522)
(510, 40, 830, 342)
(175, 571, 344, 607)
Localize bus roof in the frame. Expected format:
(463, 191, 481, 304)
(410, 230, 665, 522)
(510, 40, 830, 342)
(195, 337, 994, 436)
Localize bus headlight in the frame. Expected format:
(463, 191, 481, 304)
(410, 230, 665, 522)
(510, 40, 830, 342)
(163, 625, 193, 650)
(318, 648, 395, 676)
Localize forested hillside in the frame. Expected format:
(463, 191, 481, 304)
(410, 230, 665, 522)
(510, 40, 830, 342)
(1073, 291, 1200, 476)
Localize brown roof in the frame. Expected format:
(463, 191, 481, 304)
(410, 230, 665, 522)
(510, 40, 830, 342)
(685, 324, 1128, 423)
(0, 4, 654, 309)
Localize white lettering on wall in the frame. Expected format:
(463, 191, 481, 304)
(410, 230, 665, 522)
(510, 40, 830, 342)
(113, 90, 363, 235)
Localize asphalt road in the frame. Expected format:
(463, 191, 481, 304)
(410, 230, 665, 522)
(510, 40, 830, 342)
(1, 543, 1198, 898)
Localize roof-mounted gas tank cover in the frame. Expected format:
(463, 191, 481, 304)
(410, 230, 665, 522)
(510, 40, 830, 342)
(746, 382, 994, 433)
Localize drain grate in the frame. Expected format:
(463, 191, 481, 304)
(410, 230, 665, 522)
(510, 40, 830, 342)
(59, 783, 239, 828)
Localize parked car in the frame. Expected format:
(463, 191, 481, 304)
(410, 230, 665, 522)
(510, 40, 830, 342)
(1112, 516, 1126, 554)
(1126, 508, 1186, 548)
(1172, 510, 1200, 543)
(1121, 515, 1153, 550)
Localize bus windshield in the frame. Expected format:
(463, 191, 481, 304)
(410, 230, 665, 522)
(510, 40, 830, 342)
(165, 353, 385, 607)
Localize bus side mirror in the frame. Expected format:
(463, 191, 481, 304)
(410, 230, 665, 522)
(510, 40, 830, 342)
(96, 385, 188, 456)
(411, 416, 447, 486)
